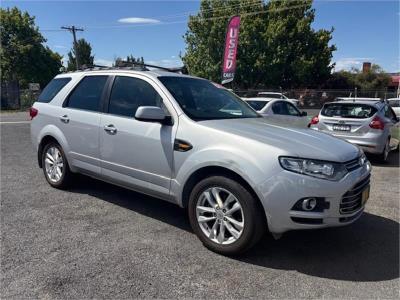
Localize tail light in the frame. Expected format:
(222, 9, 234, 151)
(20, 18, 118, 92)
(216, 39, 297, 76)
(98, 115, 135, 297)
(29, 107, 38, 119)
(369, 116, 384, 130)
(308, 116, 319, 127)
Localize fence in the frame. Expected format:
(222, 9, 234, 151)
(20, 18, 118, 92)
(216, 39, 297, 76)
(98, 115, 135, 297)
(0, 86, 398, 110)
(235, 89, 398, 109)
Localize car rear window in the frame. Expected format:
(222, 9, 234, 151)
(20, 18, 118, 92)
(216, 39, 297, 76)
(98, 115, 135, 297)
(246, 100, 269, 111)
(321, 103, 377, 119)
(37, 77, 71, 103)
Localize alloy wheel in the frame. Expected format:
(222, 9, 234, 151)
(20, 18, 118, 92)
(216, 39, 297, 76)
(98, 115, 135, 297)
(44, 146, 64, 183)
(196, 187, 244, 245)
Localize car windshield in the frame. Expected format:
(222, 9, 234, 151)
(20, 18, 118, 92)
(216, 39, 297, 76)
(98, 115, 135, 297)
(321, 103, 377, 118)
(258, 93, 282, 99)
(246, 100, 269, 111)
(159, 76, 259, 121)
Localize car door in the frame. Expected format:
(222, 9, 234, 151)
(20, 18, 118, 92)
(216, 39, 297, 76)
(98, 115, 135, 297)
(99, 75, 177, 199)
(268, 101, 308, 126)
(60, 75, 109, 174)
(384, 104, 400, 150)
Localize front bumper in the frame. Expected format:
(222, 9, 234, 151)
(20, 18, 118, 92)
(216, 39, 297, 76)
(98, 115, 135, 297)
(256, 162, 371, 234)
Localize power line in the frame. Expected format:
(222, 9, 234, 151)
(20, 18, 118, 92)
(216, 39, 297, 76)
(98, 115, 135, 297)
(61, 25, 84, 69)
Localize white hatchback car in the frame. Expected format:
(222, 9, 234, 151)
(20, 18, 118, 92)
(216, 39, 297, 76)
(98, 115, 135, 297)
(388, 98, 400, 117)
(243, 97, 308, 127)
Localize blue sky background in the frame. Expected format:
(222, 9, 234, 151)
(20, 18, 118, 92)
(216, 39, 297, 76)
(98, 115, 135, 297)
(3, 0, 399, 72)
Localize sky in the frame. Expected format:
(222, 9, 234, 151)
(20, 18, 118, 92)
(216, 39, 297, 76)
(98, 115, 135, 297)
(3, 0, 400, 72)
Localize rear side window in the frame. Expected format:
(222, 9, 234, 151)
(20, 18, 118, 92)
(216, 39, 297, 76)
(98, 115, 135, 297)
(272, 101, 300, 116)
(389, 100, 400, 107)
(108, 76, 164, 117)
(321, 103, 377, 119)
(246, 100, 268, 111)
(66, 76, 108, 112)
(37, 77, 71, 103)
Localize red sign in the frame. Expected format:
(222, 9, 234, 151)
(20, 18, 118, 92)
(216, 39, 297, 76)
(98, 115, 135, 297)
(221, 16, 240, 85)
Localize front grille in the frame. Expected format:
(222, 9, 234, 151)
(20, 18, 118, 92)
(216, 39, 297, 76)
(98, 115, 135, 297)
(340, 174, 370, 214)
(344, 156, 361, 172)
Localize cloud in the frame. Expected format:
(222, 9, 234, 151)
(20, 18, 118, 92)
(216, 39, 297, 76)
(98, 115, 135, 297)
(94, 59, 113, 67)
(334, 57, 374, 71)
(118, 17, 161, 24)
(54, 45, 67, 49)
(146, 58, 182, 68)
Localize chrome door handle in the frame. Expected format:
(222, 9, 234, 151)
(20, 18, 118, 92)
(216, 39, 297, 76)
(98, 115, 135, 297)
(104, 124, 117, 134)
(60, 115, 69, 123)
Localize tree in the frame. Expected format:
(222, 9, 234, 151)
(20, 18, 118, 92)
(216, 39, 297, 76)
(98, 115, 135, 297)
(114, 55, 144, 67)
(67, 39, 94, 71)
(325, 64, 391, 90)
(182, 0, 336, 89)
(0, 7, 63, 88)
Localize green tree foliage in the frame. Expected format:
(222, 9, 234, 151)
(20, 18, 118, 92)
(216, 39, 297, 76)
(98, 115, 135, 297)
(67, 39, 94, 70)
(0, 7, 63, 88)
(325, 65, 391, 90)
(114, 55, 144, 67)
(182, 0, 336, 89)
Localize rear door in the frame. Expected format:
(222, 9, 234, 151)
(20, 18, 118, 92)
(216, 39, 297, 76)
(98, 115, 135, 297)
(60, 75, 109, 174)
(99, 74, 177, 198)
(268, 101, 308, 126)
(383, 104, 400, 149)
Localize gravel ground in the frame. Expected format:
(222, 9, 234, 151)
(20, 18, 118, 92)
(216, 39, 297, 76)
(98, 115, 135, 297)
(1, 115, 399, 299)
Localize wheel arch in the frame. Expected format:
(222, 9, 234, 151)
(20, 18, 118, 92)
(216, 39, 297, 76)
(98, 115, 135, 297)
(37, 135, 61, 168)
(180, 165, 264, 212)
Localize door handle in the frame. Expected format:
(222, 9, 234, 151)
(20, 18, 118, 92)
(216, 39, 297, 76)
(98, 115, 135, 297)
(60, 115, 69, 123)
(104, 124, 117, 134)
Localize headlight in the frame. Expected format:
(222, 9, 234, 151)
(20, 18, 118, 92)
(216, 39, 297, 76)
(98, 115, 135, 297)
(279, 157, 348, 181)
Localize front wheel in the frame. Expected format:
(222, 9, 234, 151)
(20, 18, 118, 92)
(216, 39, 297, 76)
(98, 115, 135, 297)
(188, 176, 266, 255)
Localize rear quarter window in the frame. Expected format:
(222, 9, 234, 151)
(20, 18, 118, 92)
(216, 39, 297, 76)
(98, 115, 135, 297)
(37, 77, 71, 103)
(321, 103, 377, 119)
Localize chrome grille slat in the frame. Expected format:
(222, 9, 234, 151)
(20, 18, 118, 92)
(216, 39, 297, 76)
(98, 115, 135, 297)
(340, 174, 370, 214)
(344, 157, 361, 172)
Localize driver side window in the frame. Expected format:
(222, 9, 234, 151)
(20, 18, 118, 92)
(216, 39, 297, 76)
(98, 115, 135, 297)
(272, 101, 300, 116)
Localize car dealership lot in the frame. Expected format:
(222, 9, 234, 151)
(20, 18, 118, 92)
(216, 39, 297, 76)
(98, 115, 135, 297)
(1, 112, 399, 299)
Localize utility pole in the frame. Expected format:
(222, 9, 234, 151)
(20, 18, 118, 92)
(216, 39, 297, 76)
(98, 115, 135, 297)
(61, 25, 84, 70)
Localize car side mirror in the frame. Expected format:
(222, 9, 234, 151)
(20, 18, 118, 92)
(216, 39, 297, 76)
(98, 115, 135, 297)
(301, 111, 307, 116)
(135, 106, 172, 125)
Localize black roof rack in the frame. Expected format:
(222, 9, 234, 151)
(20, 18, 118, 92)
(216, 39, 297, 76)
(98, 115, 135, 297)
(77, 61, 185, 74)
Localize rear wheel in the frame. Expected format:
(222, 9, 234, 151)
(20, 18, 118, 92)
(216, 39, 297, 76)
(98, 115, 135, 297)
(188, 176, 266, 255)
(42, 142, 72, 189)
(377, 138, 390, 163)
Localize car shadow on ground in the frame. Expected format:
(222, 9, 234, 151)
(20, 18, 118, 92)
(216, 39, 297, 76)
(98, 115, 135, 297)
(367, 151, 399, 167)
(70, 175, 399, 283)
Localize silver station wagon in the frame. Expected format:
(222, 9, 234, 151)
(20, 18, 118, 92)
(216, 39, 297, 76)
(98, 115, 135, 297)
(31, 67, 371, 255)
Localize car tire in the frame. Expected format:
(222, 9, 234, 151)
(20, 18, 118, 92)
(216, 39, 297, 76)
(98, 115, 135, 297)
(377, 138, 390, 163)
(188, 175, 266, 255)
(41, 142, 72, 189)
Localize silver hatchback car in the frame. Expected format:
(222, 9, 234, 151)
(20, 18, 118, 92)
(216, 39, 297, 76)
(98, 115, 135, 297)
(309, 98, 400, 162)
(31, 68, 371, 255)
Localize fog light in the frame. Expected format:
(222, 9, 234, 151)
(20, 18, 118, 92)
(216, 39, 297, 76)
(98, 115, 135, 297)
(302, 198, 317, 211)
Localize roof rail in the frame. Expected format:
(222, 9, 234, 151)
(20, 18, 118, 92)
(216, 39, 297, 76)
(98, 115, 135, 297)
(77, 61, 185, 74)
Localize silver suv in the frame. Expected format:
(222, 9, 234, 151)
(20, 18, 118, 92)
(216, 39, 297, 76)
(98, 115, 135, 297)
(309, 98, 400, 162)
(31, 69, 371, 255)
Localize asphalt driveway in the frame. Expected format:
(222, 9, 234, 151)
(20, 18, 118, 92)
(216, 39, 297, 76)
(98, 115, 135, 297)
(1, 113, 399, 299)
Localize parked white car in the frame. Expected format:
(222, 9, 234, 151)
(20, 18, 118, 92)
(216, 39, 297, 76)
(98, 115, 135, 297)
(243, 97, 308, 127)
(387, 98, 400, 117)
(257, 92, 299, 106)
